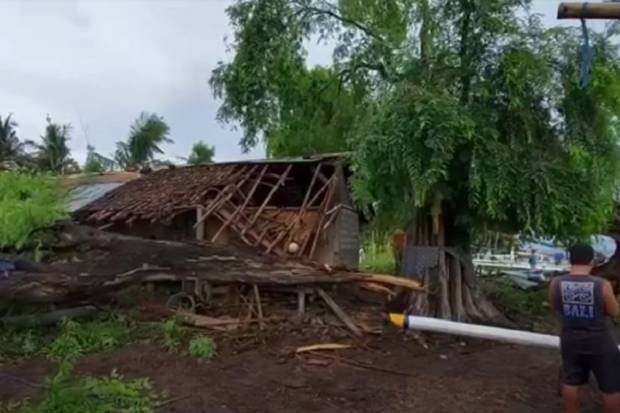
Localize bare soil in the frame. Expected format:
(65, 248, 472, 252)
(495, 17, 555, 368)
(0, 325, 602, 413)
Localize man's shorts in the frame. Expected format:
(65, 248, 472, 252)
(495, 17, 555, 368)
(562, 349, 620, 394)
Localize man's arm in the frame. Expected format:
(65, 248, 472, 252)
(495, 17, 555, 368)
(548, 278, 558, 312)
(603, 280, 619, 318)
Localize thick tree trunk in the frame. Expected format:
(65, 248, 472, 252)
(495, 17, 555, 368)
(394, 207, 508, 325)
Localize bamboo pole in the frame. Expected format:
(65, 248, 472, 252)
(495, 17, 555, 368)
(558, 2, 620, 19)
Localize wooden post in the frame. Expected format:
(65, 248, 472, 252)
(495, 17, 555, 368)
(558, 2, 620, 19)
(253, 284, 265, 330)
(297, 289, 306, 318)
(196, 206, 205, 240)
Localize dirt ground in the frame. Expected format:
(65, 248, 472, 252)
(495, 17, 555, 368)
(0, 325, 603, 413)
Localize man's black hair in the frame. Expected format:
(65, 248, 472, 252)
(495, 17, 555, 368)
(568, 243, 594, 266)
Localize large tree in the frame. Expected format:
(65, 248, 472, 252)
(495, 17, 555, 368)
(115, 113, 172, 170)
(211, 0, 620, 321)
(0, 114, 23, 164)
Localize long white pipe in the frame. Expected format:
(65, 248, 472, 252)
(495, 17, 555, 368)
(392, 314, 560, 349)
(389, 314, 620, 351)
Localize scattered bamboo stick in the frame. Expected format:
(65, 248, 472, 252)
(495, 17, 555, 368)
(295, 343, 352, 354)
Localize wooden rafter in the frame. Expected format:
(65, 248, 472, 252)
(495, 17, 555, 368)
(211, 165, 268, 243)
(241, 164, 293, 236)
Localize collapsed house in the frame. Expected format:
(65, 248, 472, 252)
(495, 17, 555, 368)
(75, 155, 360, 269)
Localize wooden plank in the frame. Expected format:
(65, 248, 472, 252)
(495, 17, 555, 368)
(241, 164, 293, 236)
(211, 165, 268, 243)
(309, 180, 336, 259)
(558, 2, 620, 19)
(316, 288, 363, 337)
(297, 289, 306, 319)
(196, 206, 205, 240)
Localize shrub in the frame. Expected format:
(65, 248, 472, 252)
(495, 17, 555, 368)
(16, 361, 156, 413)
(47, 317, 131, 361)
(0, 172, 66, 249)
(0, 328, 48, 363)
(161, 317, 187, 352)
(188, 336, 216, 361)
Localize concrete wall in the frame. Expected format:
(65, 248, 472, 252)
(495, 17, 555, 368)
(315, 207, 359, 270)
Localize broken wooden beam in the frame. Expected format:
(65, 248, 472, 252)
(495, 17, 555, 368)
(316, 288, 362, 337)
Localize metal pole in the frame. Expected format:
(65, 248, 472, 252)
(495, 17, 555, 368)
(558, 2, 620, 20)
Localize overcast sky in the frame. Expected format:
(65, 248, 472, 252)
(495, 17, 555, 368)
(0, 0, 603, 164)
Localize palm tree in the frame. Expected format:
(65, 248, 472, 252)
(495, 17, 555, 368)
(187, 141, 215, 165)
(114, 113, 172, 170)
(84, 144, 115, 173)
(31, 116, 73, 173)
(0, 114, 23, 162)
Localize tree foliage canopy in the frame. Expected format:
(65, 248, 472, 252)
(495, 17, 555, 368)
(187, 141, 215, 165)
(212, 0, 620, 242)
(115, 113, 172, 170)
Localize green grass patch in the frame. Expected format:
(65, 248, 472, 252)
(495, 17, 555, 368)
(0, 328, 50, 364)
(14, 360, 157, 413)
(47, 317, 132, 361)
(188, 336, 216, 361)
(160, 317, 188, 352)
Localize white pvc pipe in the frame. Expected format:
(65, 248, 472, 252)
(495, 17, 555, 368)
(389, 314, 620, 351)
(401, 315, 560, 349)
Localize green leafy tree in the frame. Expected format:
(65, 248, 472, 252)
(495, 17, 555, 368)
(30, 116, 75, 174)
(0, 113, 24, 163)
(212, 0, 620, 321)
(187, 141, 215, 165)
(83, 144, 115, 173)
(114, 112, 172, 170)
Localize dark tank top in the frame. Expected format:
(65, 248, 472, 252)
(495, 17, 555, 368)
(554, 274, 617, 354)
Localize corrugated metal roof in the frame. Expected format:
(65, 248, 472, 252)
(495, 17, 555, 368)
(69, 182, 125, 212)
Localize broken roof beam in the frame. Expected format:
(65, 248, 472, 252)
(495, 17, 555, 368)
(194, 165, 259, 229)
(558, 2, 620, 19)
(241, 164, 293, 236)
(211, 165, 268, 243)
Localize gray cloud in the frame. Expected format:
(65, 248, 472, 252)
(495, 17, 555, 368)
(0, 0, 594, 164)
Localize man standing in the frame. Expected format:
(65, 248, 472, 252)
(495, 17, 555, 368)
(549, 243, 620, 413)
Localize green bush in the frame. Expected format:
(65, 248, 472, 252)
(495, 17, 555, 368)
(0, 172, 66, 249)
(16, 360, 156, 413)
(188, 336, 216, 361)
(48, 318, 131, 361)
(161, 317, 187, 352)
(0, 328, 48, 363)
